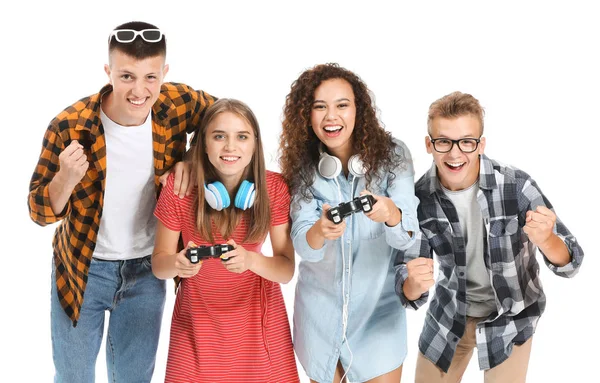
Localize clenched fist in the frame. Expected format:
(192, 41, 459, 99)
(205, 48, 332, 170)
(57, 140, 89, 188)
(403, 257, 435, 301)
(524, 206, 556, 248)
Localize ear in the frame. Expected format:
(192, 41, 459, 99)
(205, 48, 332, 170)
(104, 64, 112, 84)
(162, 64, 170, 80)
(425, 135, 433, 154)
(478, 136, 486, 155)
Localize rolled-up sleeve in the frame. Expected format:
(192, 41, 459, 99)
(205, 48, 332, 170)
(520, 175, 584, 278)
(28, 125, 70, 226)
(385, 141, 420, 250)
(290, 194, 327, 262)
(394, 229, 431, 309)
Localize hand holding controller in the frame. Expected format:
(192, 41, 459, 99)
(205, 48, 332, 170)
(186, 244, 235, 264)
(327, 194, 376, 224)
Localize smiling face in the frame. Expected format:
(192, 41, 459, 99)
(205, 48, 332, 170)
(310, 78, 356, 161)
(426, 114, 486, 191)
(103, 50, 168, 126)
(205, 112, 256, 189)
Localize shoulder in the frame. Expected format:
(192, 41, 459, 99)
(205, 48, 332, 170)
(414, 171, 432, 199)
(49, 91, 100, 133)
(486, 156, 533, 187)
(159, 172, 197, 204)
(266, 170, 289, 189)
(158, 82, 198, 104)
(160, 82, 194, 94)
(391, 137, 411, 155)
(266, 171, 290, 197)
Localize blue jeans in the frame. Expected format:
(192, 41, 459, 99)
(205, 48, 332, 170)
(51, 256, 166, 383)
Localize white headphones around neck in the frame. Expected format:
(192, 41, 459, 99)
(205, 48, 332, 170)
(318, 143, 366, 179)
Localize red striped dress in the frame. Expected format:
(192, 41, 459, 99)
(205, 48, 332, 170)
(155, 171, 299, 383)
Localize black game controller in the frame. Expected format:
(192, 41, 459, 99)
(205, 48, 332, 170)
(327, 194, 376, 224)
(186, 244, 235, 264)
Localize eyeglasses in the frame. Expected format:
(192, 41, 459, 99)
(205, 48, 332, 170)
(109, 29, 163, 43)
(429, 137, 481, 153)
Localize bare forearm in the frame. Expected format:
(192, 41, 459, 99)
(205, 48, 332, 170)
(249, 252, 295, 284)
(538, 234, 570, 267)
(48, 173, 77, 215)
(306, 225, 325, 250)
(152, 251, 180, 280)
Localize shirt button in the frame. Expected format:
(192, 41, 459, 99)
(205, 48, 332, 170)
(453, 337, 459, 342)
(459, 272, 465, 277)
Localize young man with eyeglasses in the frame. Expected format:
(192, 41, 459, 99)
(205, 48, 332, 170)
(28, 21, 216, 382)
(394, 91, 584, 382)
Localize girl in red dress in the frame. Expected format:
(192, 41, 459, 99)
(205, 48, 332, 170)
(152, 98, 299, 382)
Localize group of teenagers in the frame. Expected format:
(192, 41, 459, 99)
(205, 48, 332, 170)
(28, 21, 584, 383)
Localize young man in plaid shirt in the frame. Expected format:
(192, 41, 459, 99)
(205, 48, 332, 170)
(28, 21, 215, 382)
(395, 91, 584, 382)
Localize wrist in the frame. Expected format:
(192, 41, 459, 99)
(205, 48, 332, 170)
(53, 171, 78, 191)
(385, 207, 402, 227)
(403, 279, 420, 301)
(536, 233, 556, 252)
(247, 251, 259, 271)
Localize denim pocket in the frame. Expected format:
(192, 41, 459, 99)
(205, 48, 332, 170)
(357, 212, 385, 239)
(141, 255, 152, 269)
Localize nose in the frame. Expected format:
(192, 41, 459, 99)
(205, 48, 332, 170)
(224, 136, 235, 151)
(132, 79, 145, 97)
(449, 142, 463, 156)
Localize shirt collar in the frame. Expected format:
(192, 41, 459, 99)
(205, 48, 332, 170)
(74, 83, 174, 133)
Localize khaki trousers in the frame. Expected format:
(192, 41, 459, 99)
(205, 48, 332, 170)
(415, 317, 533, 383)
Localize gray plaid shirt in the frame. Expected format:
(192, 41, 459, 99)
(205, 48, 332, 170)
(395, 155, 584, 371)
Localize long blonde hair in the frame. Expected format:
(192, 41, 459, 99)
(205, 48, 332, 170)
(191, 99, 270, 243)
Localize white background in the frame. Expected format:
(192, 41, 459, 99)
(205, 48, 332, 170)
(2, 1, 597, 382)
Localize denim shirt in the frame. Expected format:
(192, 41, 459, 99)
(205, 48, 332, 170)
(291, 139, 419, 383)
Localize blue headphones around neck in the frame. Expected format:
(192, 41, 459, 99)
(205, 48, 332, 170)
(204, 180, 256, 211)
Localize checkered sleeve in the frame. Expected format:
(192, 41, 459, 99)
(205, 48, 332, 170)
(28, 123, 71, 226)
(518, 172, 584, 277)
(179, 84, 217, 147)
(394, 229, 431, 309)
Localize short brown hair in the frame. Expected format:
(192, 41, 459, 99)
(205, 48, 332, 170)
(427, 91, 485, 135)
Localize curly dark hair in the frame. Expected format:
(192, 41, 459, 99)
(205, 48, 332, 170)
(278, 63, 404, 201)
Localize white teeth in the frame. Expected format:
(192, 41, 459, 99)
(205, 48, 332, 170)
(221, 156, 239, 162)
(129, 98, 145, 105)
(447, 162, 464, 168)
(324, 125, 342, 132)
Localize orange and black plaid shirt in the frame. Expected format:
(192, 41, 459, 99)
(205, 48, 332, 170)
(28, 82, 216, 326)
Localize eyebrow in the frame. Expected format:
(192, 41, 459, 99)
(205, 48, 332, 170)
(435, 134, 479, 139)
(312, 98, 352, 104)
(210, 129, 252, 135)
(115, 69, 158, 76)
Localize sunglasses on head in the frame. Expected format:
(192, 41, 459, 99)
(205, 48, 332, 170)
(109, 29, 163, 43)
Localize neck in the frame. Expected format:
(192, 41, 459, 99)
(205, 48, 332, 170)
(101, 92, 148, 126)
(327, 144, 354, 176)
(219, 174, 243, 195)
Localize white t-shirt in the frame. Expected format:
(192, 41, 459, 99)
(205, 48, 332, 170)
(443, 181, 496, 317)
(93, 108, 156, 260)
